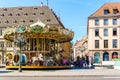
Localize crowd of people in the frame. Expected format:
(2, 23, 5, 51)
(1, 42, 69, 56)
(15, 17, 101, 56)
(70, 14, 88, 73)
(73, 55, 94, 68)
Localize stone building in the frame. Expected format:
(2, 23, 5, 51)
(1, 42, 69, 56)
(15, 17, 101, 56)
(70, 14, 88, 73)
(73, 36, 88, 61)
(88, 2, 120, 63)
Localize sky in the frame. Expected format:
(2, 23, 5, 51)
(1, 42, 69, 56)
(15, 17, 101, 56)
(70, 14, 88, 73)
(0, 0, 120, 43)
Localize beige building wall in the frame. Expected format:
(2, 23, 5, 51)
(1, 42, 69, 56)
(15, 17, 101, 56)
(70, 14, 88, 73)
(88, 18, 120, 50)
(88, 17, 120, 62)
(88, 3, 120, 63)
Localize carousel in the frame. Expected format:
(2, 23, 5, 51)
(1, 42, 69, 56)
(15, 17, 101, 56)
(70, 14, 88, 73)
(3, 21, 74, 70)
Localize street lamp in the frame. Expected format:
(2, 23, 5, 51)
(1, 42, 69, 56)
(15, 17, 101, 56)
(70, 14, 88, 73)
(14, 34, 26, 72)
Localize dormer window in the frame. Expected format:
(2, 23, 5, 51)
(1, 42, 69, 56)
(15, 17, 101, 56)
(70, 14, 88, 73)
(3, 8, 7, 11)
(40, 12, 44, 15)
(29, 20, 34, 23)
(18, 8, 22, 10)
(21, 20, 25, 23)
(1, 14, 4, 16)
(113, 9, 119, 14)
(34, 7, 38, 10)
(47, 19, 51, 22)
(104, 9, 110, 15)
(32, 13, 36, 16)
(5, 20, 9, 24)
(16, 13, 20, 16)
(13, 20, 17, 24)
(24, 13, 28, 16)
(8, 13, 12, 16)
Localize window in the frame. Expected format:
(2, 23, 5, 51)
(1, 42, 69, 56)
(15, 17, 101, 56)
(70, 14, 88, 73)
(5, 20, 9, 24)
(7, 42, 12, 47)
(8, 13, 12, 16)
(113, 39, 117, 48)
(40, 12, 44, 15)
(113, 9, 119, 14)
(32, 13, 36, 16)
(13, 20, 17, 24)
(0, 42, 4, 47)
(24, 13, 28, 16)
(113, 19, 117, 25)
(95, 40, 99, 48)
(104, 29, 108, 36)
(21, 20, 25, 23)
(47, 19, 51, 22)
(104, 9, 110, 15)
(34, 7, 38, 10)
(104, 40, 108, 48)
(29, 20, 34, 23)
(1, 14, 4, 16)
(0, 30, 2, 36)
(104, 19, 108, 25)
(95, 29, 99, 36)
(113, 28, 117, 36)
(16, 13, 20, 16)
(3, 8, 7, 11)
(95, 20, 99, 25)
(0, 26, 6, 29)
(18, 8, 22, 10)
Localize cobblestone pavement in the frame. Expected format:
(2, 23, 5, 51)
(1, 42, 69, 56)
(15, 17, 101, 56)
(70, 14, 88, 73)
(0, 68, 120, 77)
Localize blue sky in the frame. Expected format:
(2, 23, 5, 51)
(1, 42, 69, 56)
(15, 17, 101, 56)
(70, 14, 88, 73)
(0, 0, 120, 43)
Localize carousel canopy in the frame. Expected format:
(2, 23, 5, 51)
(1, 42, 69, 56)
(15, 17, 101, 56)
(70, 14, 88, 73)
(3, 21, 74, 43)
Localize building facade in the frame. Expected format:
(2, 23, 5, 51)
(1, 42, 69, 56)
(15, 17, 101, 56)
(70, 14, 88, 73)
(88, 2, 120, 63)
(73, 36, 88, 61)
(0, 5, 73, 65)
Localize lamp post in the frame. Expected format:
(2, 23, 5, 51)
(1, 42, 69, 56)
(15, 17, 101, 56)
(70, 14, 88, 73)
(14, 34, 26, 72)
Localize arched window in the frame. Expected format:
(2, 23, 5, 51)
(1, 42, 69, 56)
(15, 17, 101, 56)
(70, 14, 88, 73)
(94, 52, 100, 63)
(112, 52, 118, 59)
(103, 52, 109, 61)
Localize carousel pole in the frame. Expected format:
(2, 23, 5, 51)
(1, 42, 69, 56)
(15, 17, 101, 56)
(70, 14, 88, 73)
(28, 38, 30, 60)
(42, 38, 44, 65)
(44, 38, 45, 65)
(57, 42, 58, 54)
(15, 34, 26, 72)
(36, 38, 38, 51)
(33, 38, 34, 51)
(54, 40, 55, 54)
(19, 40, 22, 72)
(49, 39, 51, 53)
(29, 38, 30, 50)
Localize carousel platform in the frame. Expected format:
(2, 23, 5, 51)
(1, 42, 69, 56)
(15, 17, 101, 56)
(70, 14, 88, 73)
(6, 66, 71, 70)
(0, 64, 6, 68)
